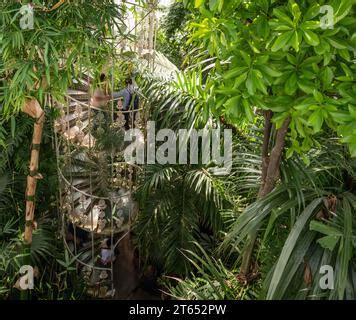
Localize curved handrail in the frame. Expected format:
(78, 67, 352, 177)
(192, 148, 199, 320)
(65, 94, 145, 114)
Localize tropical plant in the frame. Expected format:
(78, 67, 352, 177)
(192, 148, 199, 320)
(156, 2, 191, 67)
(221, 135, 355, 298)
(166, 243, 259, 300)
(134, 60, 246, 275)
(0, 107, 86, 299)
(0, 0, 126, 244)
(1, 0, 355, 301)
(0, 171, 81, 299)
(134, 163, 226, 275)
(182, 0, 355, 281)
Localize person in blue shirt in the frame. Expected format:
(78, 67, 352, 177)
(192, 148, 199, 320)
(112, 78, 135, 110)
(92, 76, 139, 130)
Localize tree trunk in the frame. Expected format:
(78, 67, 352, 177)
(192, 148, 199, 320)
(259, 110, 273, 196)
(259, 117, 290, 197)
(22, 99, 45, 244)
(239, 116, 290, 282)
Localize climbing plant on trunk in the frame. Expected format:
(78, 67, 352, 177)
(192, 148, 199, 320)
(0, 1, 126, 243)
(184, 0, 355, 280)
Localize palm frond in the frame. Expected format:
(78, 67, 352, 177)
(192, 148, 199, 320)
(166, 242, 258, 300)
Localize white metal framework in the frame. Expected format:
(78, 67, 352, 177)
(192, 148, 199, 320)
(53, 1, 157, 298)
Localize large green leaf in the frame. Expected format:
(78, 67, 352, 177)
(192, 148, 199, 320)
(266, 198, 323, 299)
(302, 29, 320, 46)
(271, 31, 294, 51)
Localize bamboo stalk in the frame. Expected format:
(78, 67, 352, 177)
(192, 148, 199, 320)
(22, 99, 45, 244)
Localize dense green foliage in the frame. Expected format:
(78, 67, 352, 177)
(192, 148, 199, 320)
(135, 0, 356, 300)
(0, 0, 355, 301)
(184, 0, 355, 158)
(0, 0, 123, 116)
(0, 114, 85, 299)
(0, 0, 127, 299)
(156, 2, 191, 67)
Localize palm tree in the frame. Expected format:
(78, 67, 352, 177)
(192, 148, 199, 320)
(222, 137, 356, 299)
(131, 66, 232, 274)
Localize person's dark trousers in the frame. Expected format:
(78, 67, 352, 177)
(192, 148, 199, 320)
(124, 111, 130, 130)
(124, 108, 139, 130)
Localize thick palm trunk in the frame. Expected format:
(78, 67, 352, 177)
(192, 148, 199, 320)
(239, 114, 290, 282)
(22, 99, 45, 244)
